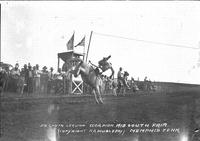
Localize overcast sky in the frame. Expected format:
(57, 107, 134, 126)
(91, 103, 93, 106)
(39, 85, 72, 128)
(1, 1, 200, 84)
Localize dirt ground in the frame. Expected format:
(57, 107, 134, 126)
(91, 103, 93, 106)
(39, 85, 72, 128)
(0, 85, 200, 141)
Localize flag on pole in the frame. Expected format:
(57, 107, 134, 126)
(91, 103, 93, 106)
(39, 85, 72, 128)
(67, 33, 74, 50)
(75, 36, 85, 47)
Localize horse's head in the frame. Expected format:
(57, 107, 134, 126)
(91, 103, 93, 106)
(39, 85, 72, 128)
(124, 71, 129, 77)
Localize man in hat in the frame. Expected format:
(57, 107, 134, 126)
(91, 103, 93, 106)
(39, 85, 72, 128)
(10, 63, 20, 92)
(123, 71, 130, 89)
(48, 67, 54, 80)
(33, 64, 41, 94)
(22, 64, 29, 93)
(27, 64, 33, 94)
(40, 66, 48, 94)
(143, 76, 148, 90)
(117, 67, 123, 82)
(117, 67, 124, 94)
(11, 63, 20, 78)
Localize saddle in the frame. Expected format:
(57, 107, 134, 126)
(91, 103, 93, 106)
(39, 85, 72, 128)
(94, 68, 100, 76)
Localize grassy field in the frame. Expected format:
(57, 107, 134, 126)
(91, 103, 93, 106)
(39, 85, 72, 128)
(0, 83, 200, 141)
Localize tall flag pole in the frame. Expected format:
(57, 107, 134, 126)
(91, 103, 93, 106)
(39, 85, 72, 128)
(83, 38, 86, 61)
(86, 31, 93, 62)
(66, 32, 74, 51)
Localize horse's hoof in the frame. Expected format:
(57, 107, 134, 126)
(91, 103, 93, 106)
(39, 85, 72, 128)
(96, 100, 104, 104)
(99, 101, 104, 104)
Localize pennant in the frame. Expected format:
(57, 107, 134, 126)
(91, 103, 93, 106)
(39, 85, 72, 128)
(75, 36, 85, 47)
(67, 33, 74, 50)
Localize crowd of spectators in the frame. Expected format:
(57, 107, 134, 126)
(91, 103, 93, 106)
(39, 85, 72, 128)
(1, 62, 69, 95)
(0, 62, 156, 96)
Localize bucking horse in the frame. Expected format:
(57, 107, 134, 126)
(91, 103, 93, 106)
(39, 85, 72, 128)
(69, 58, 104, 104)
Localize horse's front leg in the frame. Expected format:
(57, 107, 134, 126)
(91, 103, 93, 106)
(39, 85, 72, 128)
(92, 89, 99, 104)
(122, 87, 126, 96)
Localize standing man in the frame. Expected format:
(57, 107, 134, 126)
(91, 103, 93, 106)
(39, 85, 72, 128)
(40, 66, 49, 94)
(123, 71, 130, 89)
(27, 64, 33, 94)
(33, 64, 41, 94)
(144, 76, 148, 90)
(10, 63, 20, 92)
(54, 68, 64, 95)
(11, 63, 20, 77)
(117, 67, 124, 93)
(117, 67, 123, 82)
(23, 64, 29, 93)
(47, 67, 54, 94)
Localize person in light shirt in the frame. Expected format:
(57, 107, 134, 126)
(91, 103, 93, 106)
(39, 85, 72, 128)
(117, 67, 123, 83)
(123, 71, 130, 89)
(11, 63, 20, 78)
(10, 63, 20, 92)
(55, 68, 63, 80)
(33, 64, 41, 94)
(47, 67, 54, 94)
(27, 64, 33, 94)
(54, 68, 64, 94)
(40, 66, 49, 94)
(48, 67, 54, 80)
(117, 67, 124, 93)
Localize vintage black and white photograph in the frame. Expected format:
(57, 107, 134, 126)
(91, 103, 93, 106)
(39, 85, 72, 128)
(1, 1, 200, 141)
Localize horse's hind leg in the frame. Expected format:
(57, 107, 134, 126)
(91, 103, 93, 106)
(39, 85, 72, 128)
(92, 89, 99, 104)
(2, 81, 6, 96)
(122, 87, 126, 96)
